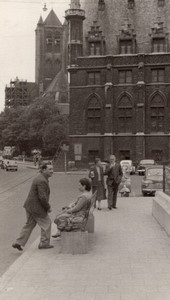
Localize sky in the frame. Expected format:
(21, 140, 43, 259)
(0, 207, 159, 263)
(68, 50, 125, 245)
(0, 0, 70, 112)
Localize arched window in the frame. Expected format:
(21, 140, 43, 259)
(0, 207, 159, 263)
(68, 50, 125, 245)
(45, 59, 52, 78)
(117, 96, 133, 133)
(46, 33, 52, 52)
(150, 94, 165, 132)
(87, 97, 101, 133)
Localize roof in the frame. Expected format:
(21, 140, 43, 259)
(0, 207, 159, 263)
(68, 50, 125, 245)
(44, 70, 68, 94)
(44, 9, 62, 27)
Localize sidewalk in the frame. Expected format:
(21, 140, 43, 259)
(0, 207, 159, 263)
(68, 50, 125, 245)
(1, 197, 170, 300)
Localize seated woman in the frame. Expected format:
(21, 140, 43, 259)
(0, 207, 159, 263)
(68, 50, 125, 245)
(52, 178, 92, 237)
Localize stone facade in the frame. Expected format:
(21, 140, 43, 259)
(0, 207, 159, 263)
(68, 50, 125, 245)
(68, 0, 170, 167)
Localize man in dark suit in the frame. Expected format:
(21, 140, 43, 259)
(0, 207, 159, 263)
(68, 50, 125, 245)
(12, 163, 54, 251)
(104, 155, 123, 209)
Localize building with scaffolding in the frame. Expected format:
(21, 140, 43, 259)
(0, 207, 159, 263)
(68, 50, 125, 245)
(5, 77, 38, 108)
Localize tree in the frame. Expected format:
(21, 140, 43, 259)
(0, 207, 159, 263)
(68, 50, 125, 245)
(0, 95, 69, 156)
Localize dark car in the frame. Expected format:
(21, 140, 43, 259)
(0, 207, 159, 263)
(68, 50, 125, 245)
(141, 165, 163, 196)
(137, 159, 155, 176)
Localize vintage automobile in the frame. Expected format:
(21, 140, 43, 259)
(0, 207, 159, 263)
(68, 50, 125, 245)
(1, 159, 18, 171)
(141, 165, 163, 196)
(137, 159, 155, 176)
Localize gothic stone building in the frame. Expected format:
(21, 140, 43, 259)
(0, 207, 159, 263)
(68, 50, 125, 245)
(67, 0, 170, 166)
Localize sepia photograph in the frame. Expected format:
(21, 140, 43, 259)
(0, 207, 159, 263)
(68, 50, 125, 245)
(0, 0, 170, 299)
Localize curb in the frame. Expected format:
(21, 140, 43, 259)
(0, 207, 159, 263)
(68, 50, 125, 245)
(0, 240, 37, 291)
(0, 223, 57, 291)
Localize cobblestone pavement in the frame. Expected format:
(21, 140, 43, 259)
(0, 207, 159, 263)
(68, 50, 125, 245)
(1, 196, 170, 300)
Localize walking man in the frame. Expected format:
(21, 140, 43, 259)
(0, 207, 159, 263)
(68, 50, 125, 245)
(12, 163, 54, 251)
(104, 155, 123, 209)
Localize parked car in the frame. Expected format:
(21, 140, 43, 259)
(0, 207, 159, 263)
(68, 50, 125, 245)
(141, 165, 163, 196)
(120, 160, 135, 175)
(2, 159, 18, 171)
(137, 159, 155, 176)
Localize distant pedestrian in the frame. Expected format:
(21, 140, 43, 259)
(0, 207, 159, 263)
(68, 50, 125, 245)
(104, 155, 123, 210)
(12, 163, 54, 251)
(89, 158, 105, 210)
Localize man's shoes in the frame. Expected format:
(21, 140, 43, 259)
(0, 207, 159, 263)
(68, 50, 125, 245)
(38, 244, 54, 249)
(108, 207, 112, 210)
(113, 206, 117, 209)
(97, 207, 102, 210)
(12, 243, 23, 251)
(52, 233, 61, 238)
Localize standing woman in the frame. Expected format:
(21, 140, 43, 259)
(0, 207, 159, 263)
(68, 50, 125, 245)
(89, 158, 105, 210)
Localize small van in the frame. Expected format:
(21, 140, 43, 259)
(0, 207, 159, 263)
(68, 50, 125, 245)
(120, 160, 135, 175)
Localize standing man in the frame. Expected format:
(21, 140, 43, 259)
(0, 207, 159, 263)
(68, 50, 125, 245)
(104, 155, 123, 210)
(12, 163, 54, 251)
(89, 158, 105, 210)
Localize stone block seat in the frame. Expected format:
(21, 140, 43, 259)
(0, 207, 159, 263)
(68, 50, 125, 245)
(152, 191, 170, 236)
(60, 191, 97, 254)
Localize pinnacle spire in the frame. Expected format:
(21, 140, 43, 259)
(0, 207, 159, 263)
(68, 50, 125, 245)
(70, 0, 81, 9)
(37, 16, 43, 25)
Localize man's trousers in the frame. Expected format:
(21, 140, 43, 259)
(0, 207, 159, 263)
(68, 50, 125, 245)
(107, 184, 119, 208)
(15, 209, 51, 247)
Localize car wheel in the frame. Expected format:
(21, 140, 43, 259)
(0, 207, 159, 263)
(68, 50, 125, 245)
(6, 168, 8, 171)
(142, 192, 146, 196)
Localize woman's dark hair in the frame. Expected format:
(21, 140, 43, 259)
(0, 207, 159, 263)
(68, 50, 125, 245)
(79, 178, 91, 191)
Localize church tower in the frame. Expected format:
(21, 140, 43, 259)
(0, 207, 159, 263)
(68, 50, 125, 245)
(65, 0, 85, 65)
(35, 10, 63, 94)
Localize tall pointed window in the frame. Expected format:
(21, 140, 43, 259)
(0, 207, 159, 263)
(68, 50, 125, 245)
(87, 97, 101, 133)
(128, 0, 135, 9)
(98, 0, 105, 11)
(150, 95, 165, 132)
(54, 31, 60, 53)
(117, 96, 133, 133)
(45, 59, 52, 78)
